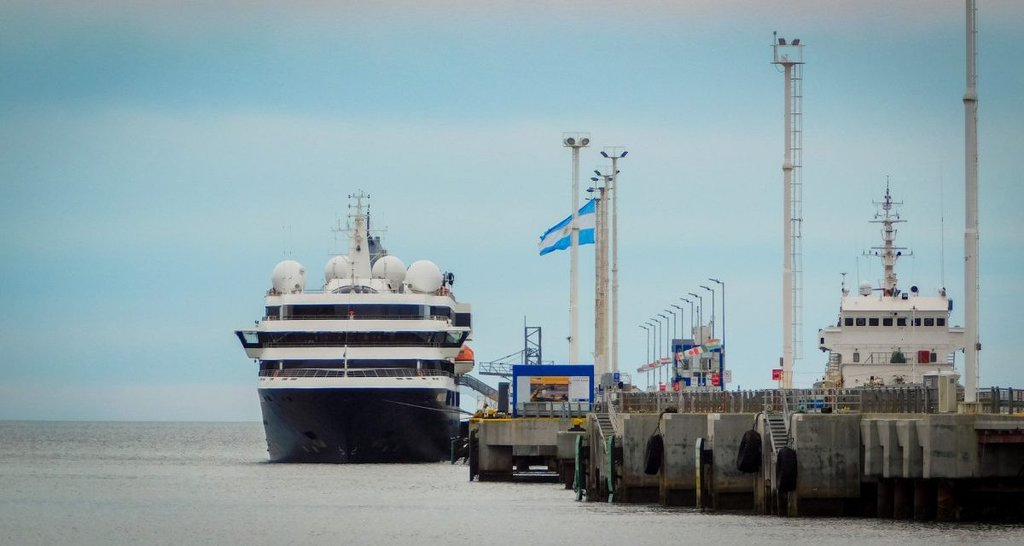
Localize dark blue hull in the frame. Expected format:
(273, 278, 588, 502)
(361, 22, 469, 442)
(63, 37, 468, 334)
(258, 387, 460, 463)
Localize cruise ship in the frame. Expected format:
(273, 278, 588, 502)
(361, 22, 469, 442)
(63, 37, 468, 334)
(235, 192, 473, 462)
(817, 186, 965, 388)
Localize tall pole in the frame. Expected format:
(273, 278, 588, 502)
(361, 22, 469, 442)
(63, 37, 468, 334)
(701, 285, 716, 339)
(681, 298, 694, 340)
(640, 324, 650, 380)
(773, 34, 803, 389)
(688, 292, 703, 341)
(710, 279, 725, 349)
(671, 304, 685, 338)
(665, 308, 677, 344)
(964, 0, 980, 403)
(590, 185, 605, 377)
(646, 320, 657, 389)
(603, 148, 627, 375)
(563, 134, 589, 364)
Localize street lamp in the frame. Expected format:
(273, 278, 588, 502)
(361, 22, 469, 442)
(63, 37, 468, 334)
(670, 304, 685, 339)
(710, 278, 725, 349)
(657, 313, 670, 359)
(562, 133, 590, 364)
(687, 292, 704, 341)
(639, 324, 651, 371)
(664, 308, 677, 345)
(600, 147, 627, 378)
(700, 284, 716, 340)
(680, 297, 694, 340)
(645, 320, 657, 389)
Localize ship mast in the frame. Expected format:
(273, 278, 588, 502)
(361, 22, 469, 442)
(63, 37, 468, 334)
(868, 183, 910, 296)
(347, 191, 372, 280)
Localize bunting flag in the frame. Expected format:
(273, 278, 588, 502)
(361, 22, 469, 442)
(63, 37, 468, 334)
(702, 339, 721, 351)
(685, 346, 703, 357)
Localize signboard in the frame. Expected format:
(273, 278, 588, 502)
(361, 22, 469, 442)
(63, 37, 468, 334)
(511, 364, 594, 417)
(723, 370, 732, 384)
(711, 373, 720, 387)
(772, 368, 783, 381)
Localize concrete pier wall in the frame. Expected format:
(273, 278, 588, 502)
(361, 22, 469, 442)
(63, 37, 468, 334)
(788, 413, 862, 515)
(706, 413, 757, 510)
(659, 413, 707, 506)
(619, 414, 661, 502)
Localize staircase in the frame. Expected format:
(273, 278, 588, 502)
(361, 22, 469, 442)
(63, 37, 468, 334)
(594, 412, 617, 441)
(766, 415, 789, 454)
(457, 374, 498, 402)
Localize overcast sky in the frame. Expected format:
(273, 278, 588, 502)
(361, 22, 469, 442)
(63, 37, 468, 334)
(2, 1, 1021, 421)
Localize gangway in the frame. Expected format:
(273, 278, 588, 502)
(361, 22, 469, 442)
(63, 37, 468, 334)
(458, 374, 498, 402)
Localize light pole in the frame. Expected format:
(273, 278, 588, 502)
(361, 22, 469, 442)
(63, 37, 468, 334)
(562, 133, 590, 364)
(658, 313, 670, 386)
(665, 308, 677, 345)
(700, 284, 716, 340)
(710, 278, 725, 349)
(680, 297, 694, 340)
(601, 148, 627, 377)
(688, 292, 704, 341)
(639, 324, 651, 386)
(670, 304, 684, 339)
(587, 181, 608, 377)
(646, 320, 658, 389)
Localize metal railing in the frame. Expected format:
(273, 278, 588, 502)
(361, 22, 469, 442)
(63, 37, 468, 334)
(519, 401, 592, 418)
(259, 367, 452, 379)
(616, 387, 951, 415)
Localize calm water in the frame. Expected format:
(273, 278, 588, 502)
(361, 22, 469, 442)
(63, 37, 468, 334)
(1, 421, 1021, 545)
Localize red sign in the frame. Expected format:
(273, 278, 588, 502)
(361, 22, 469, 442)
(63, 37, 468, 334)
(711, 373, 720, 387)
(772, 368, 783, 381)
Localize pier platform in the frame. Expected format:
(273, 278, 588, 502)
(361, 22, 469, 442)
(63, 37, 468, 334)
(474, 387, 1024, 521)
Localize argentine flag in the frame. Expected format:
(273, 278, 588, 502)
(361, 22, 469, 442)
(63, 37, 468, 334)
(537, 199, 597, 256)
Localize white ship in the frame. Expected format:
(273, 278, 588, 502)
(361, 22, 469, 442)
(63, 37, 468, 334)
(235, 192, 473, 462)
(818, 186, 964, 388)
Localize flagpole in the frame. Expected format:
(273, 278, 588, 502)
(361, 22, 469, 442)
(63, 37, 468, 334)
(563, 134, 589, 365)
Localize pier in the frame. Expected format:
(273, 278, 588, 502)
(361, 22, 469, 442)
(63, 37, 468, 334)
(469, 387, 1024, 521)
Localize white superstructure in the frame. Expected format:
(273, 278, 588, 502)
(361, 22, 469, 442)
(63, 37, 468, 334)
(818, 186, 965, 388)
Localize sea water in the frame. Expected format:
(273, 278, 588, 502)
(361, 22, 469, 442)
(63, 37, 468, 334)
(0, 421, 1021, 545)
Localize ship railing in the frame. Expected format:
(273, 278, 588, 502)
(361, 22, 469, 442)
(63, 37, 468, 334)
(259, 368, 452, 379)
(519, 401, 592, 418)
(858, 351, 944, 366)
(263, 314, 454, 322)
(258, 341, 452, 348)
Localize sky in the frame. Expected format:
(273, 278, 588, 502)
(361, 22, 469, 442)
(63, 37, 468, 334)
(1, 0, 1022, 421)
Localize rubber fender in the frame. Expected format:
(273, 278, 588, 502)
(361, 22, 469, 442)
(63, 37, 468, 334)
(735, 429, 762, 473)
(776, 446, 798, 492)
(644, 433, 664, 475)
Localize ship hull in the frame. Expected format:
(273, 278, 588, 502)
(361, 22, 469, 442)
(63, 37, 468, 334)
(258, 387, 460, 463)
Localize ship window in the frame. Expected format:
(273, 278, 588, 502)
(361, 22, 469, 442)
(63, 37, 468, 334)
(265, 306, 280, 318)
(868, 318, 879, 326)
(855, 318, 866, 326)
(896, 318, 907, 327)
(914, 318, 922, 327)
(924, 318, 935, 327)
(937, 318, 946, 327)
(882, 318, 893, 326)
(853, 352, 860, 363)
(844, 318, 854, 326)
